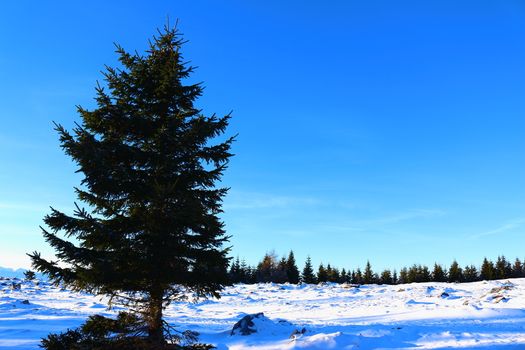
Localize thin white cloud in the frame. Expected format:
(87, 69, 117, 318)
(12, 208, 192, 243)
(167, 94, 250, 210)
(0, 202, 47, 212)
(224, 191, 320, 210)
(368, 209, 446, 226)
(470, 218, 525, 239)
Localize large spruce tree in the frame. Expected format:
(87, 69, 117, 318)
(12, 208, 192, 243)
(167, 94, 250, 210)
(28, 25, 234, 346)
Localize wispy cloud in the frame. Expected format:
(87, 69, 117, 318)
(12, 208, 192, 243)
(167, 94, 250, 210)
(0, 202, 48, 213)
(224, 191, 320, 210)
(368, 209, 446, 226)
(470, 218, 525, 239)
(274, 208, 445, 238)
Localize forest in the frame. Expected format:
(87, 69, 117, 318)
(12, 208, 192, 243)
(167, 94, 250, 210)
(228, 252, 525, 285)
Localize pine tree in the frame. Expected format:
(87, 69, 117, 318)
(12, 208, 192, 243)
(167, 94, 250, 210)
(239, 259, 249, 283)
(24, 270, 36, 281)
(363, 261, 374, 284)
(275, 257, 289, 283)
(448, 260, 463, 283)
(326, 265, 340, 283)
(380, 269, 393, 285)
(431, 263, 447, 282)
(340, 268, 349, 283)
(419, 265, 431, 282)
(229, 257, 242, 284)
(407, 264, 419, 283)
(392, 270, 398, 285)
(354, 268, 363, 285)
(495, 255, 512, 279)
(301, 256, 316, 284)
(317, 263, 328, 283)
(256, 252, 278, 283)
(463, 264, 478, 282)
(286, 251, 300, 284)
(28, 25, 234, 346)
(398, 267, 408, 284)
(512, 258, 523, 278)
(480, 258, 494, 281)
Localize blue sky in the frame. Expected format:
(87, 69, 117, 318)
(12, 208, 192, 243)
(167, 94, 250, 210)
(1, 1, 524, 272)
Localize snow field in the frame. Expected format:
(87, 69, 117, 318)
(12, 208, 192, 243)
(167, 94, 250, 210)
(1, 278, 525, 349)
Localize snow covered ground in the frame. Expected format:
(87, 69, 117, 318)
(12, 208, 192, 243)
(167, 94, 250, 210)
(1, 278, 525, 349)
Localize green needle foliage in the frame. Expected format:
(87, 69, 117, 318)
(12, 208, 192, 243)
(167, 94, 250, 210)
(29, 24, 235, 347)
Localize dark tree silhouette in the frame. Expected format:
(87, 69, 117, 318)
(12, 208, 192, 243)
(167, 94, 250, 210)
(286, 250, 300, 284)
(29, 25, 234, 346)
(301, 256, 316, 284)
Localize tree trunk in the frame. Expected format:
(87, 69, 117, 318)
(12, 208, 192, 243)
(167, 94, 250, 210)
(148, 289, 164, 345)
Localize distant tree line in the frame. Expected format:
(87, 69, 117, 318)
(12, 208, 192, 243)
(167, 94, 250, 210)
(228, 252, 525, 285)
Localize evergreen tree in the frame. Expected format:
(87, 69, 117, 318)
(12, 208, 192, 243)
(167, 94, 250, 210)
(448, 260, 463, 283)
(317, 263, 328, 283)
(328, 266, 341, 283)
(286, 251, 300, 284)
(273, 257, 288, 283)
(301, 256, 316, 284)
(512, 258, 523, 278)
(419, 265, 431, 282)
(392, 270, 398, 285)
(363, 261, 374, 284)
(323, 263, 340, 283)
(407, 264, 430, 283)
(398, 267, 408, 284)
(340, 268, 349, 283)
(380, 269, 393, 285)
(480, 258, 495, 280)
(354, 268, 363, 285)
(244, 265, 257, 284)
(239, 259, 249, 283)
(325, 264, 333, 282)
(28, 25, 234, 346)
(463, 264, 478, 282)
(407, 265, 418, 283)
(229, 256, 241, 283)
(256, 252, 278, 283)
(24, 270, 36, 280)
(432, 263, 447, 282)
(495, 255, 512, 279)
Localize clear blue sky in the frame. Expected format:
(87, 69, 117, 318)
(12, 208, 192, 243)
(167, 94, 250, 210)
(1, 1, 524, 272)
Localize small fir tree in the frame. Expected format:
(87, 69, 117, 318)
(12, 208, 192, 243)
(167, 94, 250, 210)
(431, 263, 447, 282)
(480, 257, 495, 280)
(380, 269, 393, 285)
(256, 252, 278, 283)
(317, 263, 328, 283)
(419, 265, 431, 282)
(286, 251, 300, 284)
(239, 259, 249, 283)
(24, 270, 36, 281)
(354, 268, 363, 285)
(398, 267, 408, 284)
(363, 261, 374, 284)
(301, 256, 316, 284)
(448, 260, 463, 283)
(274, 257, 289, 283)
(340, 268, 349, 283)
(463, 264, 478, 282)
(512, 258, 523, 278)
(229, 257, 242, 284)
(327, 265, 340, 283)
(495, 255, 512, 279)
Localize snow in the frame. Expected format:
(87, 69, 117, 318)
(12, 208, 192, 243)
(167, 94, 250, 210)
(1, 278, 525, 349)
